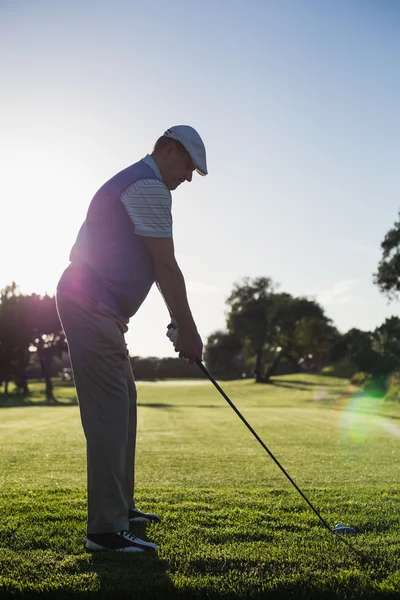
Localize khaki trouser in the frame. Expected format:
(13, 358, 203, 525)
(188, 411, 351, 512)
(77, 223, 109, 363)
(56, 291, 137, 534)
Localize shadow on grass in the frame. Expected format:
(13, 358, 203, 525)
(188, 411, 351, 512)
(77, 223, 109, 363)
(271, 378, 345, 389)
(0, 486, 398, 600)
(84, 540, 174, 600)
(137, 403, 178, 409)
(0, 489, 176, 600)
(0, 396, 226, 411)
(76, 538, 400, 600)
(137, 403, 226, 410)
(269, 381, 310, 391)
(0, 393, 78, 408)
(281, 379, 344, 387)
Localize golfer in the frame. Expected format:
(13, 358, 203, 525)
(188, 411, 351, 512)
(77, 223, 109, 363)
(56, 125, 207, 552)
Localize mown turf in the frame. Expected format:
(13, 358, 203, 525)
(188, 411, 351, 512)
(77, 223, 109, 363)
(1, 375, 400, 599)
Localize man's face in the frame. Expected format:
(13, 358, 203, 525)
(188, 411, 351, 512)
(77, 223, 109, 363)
(160, 142, 196, 191)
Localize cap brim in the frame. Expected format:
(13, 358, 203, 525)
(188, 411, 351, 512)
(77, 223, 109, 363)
(195, 166, 207, 176)
(186, 154, 207, 176)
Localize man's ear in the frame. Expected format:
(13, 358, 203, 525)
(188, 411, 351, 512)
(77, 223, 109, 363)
(164, 141, 177, 157)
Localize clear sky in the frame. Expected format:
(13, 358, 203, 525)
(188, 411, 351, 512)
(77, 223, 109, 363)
(1, 0, 399, 358)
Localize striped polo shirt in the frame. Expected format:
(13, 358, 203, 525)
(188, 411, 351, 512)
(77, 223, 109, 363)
(121, 154, 173, 238)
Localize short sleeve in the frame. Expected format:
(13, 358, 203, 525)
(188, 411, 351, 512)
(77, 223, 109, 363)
(120, 179, 173, 237)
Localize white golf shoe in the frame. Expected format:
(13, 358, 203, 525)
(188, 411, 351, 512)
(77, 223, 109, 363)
(85, 529, 158, 552)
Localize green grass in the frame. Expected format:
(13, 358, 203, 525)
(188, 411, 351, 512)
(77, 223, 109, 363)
(1, 374, 400, 599)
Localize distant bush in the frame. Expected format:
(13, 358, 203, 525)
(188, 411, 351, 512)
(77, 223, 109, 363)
(349, 371, 400, 400)
(350, 371, 371, 386)
(385, 371, 400, 402)
(321, 358, 358, 378)
(363, 375, 388, 398)
(129, 356, 202, 380)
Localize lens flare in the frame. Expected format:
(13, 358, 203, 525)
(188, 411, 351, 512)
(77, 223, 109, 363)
(338, 392, 373, 443)
(379, 420, 400, 437)
(314, 385, 328, 402)
(336, 389, 399, 444)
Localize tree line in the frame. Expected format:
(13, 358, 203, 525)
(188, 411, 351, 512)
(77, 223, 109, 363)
(1, 212, 399, 398)
(204, 277, 400, 385)
(0, 283, 203, 400)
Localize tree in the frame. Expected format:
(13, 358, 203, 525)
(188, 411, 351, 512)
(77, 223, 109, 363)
(0, 283, 32, 395)
(374, 213, 400, 299)
(156, 357, 202, 379)
(130, 356, 159, 380)
(283, 314, 340, 373)
(0, 283, 65, 401)
(329, 328, 378, 374)
(263, 294, 332, 381)
(203, 331, 245, 379)
(226, 277, 277, 382)
(129, 356, 203, 379)
(372, 317, 400, 375)
(29, 293, 67, 402)
(0, 302, 15, 394)
(226, 277, 335, 382)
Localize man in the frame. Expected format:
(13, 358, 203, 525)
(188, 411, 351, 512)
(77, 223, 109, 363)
(56, 125, 207, 552)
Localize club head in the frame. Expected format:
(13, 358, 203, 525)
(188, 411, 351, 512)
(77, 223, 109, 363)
(332, 523, 356, 535)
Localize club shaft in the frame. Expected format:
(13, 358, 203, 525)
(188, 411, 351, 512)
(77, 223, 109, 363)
(195, 359, 332, 532)
(156, 286, 362, 555)
(155, 283, 331, 531)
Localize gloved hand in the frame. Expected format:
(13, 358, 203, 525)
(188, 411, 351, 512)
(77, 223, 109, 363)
(166, 317, 180, 346)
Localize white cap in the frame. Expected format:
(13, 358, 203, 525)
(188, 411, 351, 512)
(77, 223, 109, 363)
(164, 125, 208, 176)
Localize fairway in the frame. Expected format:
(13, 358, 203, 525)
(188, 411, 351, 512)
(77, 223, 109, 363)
(1, 374, 400, 599)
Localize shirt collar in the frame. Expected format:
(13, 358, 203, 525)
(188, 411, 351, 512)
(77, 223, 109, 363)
(142, 154, 164, 182)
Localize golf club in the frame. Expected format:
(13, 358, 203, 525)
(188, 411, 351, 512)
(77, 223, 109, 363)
(156, 282, 356, 541)
(195, 359, 356, 537)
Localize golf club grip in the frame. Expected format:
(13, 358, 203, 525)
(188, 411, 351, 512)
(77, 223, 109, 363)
(195, 359, 332, 532)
